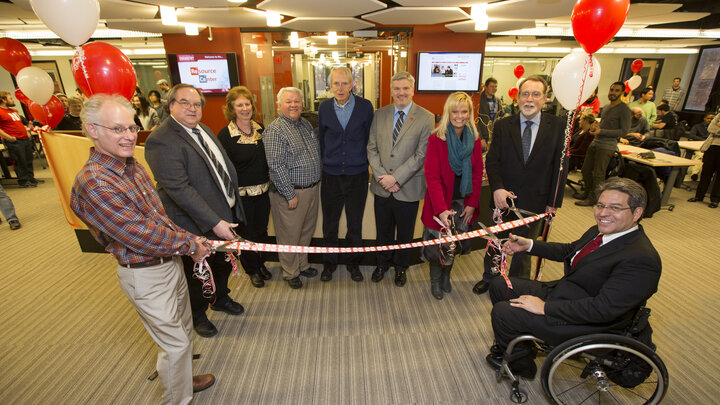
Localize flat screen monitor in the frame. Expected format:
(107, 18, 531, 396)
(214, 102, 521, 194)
(684, 45, 720, 112)
(167, 53, 239, 94)
(416, 52, 483, 92)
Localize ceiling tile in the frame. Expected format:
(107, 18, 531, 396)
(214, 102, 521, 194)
(2, 2, 37, 20)
(445, 19, 535, 33)
(389, 0, 484, 6)
(362, 7, 470, 25)
(9, 0, 33, 12)
(106, 19, 195, 34)
(100, 0, 158, 20)
(257, 0, 386, 18)
(130, 0, 232, 7)
(280, 17, 374, 32)
(176, 7, 268, 28)
(627, 12, 710, 26)
(487, 0, 576, 20)
(627, 3, 682, 19)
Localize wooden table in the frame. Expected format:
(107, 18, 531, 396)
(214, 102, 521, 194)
(617, 143, 697, 206)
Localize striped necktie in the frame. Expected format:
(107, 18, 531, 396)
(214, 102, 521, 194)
(192, 128, 234, 199)
(393, 110, 405, 146)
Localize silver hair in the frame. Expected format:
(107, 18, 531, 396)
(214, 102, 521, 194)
(276, 87, 303, 105)
(80, 94, 134, 139)
(390, 71, 415, 89)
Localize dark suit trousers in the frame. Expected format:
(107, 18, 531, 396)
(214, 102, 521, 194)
(696, 145, 720, 203)
(321, 171, 369, 266)
(482, 211, 543, 281)
(374, 194, 419, 270)
(5, 138, 35, 185)
(181, 248, 233, 320)
(238, 192, 270, 274)
(489, 277, 614, 349)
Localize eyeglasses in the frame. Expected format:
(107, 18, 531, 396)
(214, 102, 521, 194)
(520, 91, 544, 99)
(175, 100, 202, 110)
(594, 203, 632, 213)
(92, 123, 141, 134)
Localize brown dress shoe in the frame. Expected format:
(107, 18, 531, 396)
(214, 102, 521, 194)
(193, 373, 215, 392)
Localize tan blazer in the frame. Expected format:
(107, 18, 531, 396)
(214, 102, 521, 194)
(367, 102, 434, 202)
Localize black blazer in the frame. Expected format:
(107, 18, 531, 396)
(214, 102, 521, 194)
(144, 117, 245, 239)
(532, 225, 661, 330)
(485, 113, 567, 213)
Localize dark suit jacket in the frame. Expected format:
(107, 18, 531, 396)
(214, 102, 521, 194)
(532, 225, 661, 330)
(144, 117, 245, 239)
(477, 91, 502, 142)
(317, 95, 374, 175)
(485, 113, 567, 213)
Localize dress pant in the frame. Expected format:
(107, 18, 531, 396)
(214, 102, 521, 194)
(5, 138, 35, 185)
(238, 192, 270, 275)
(482, 211, 543, 281)
(321, 171, 368, 267)
(581, 144, 615, 200)
(373, 193, 419, 270)
(181, 250, 233, 321)
(0, 184, 19, 223)
(696, 145, 720, 203)
(269, 184, 319, 279)
(117, 257, 193, 405)
(489, 276, 609, 349)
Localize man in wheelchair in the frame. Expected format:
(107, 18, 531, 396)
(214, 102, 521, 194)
(486, 177, 661, 380)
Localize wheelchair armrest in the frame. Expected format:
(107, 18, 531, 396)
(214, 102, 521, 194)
(627, 306, 651, 335)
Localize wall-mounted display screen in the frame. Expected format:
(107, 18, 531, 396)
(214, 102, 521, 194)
(416, 52, 483, 92)
(167, 53, 239, 94)
(684, 46, 720, 112)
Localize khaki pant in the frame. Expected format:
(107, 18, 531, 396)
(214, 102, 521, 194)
(269, 185, 319, 279)
(117, 257, 193, 405)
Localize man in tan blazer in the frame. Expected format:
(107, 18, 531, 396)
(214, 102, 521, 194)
(367, 72, 434, 287)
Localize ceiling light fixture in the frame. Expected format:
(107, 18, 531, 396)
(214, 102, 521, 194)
(160, 6, 178, 26)
(328, 31, 337, 45)
(184, 24, 199, 36)
(289, 31, 299, 48)
(471, 4, 488, 31)
(266, 11, 281, 27)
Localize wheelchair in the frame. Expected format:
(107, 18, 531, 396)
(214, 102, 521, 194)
(494, 307, 669, 404)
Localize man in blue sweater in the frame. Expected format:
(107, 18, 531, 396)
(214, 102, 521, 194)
(318, 67, 375, 282)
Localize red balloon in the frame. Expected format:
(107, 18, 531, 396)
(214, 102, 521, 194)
(28, 95, 65, 128)
(0, 38, 32, 76)
(513, 64, 525, 79)
(14, 88, 30, 104)
(624, 80, 631, 94)
(571, 0, 630, 54)
(631, 59, 643, 74)
(72, 42, 137, 100)
(508, 87, 519, 100)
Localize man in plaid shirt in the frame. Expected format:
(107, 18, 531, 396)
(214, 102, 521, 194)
(71, 94, 215, 404)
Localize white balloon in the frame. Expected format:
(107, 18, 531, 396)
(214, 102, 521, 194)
(628, 75, 642, 91)
(516, 77, 524, 90)
(16, 66, 54, 105)
(30, 0, 99, 46)
(551, 52, 602, 110)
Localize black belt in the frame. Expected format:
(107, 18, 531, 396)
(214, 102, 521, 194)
(294, 181, 320, 190)
(122, 257, 173, 268)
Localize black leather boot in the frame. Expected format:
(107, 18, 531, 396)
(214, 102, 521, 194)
(441, 265, 452, 293)
(429, 263, 444, 300)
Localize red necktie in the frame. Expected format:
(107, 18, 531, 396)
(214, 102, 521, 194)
(571, 234, 603, 268)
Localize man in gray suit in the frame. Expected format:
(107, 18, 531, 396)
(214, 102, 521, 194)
(145, 84, 246, 338)
(367, 72, 434, 287)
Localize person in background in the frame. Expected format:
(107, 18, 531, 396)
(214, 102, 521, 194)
(421, 92, 484, 300)
(662, 77, 684, 111)
(568, 112, 596, 171)
(317, 66, 374, 282)
(55, 93, 69, 113)
(0, 183, 21, 230)
(75, 87, 87, 101)
(579, 88, 600, 115)
(478, 77, 503, 150)
(629, 87, 657, 125)
(0, 91, 43, 188)
(688, 113, 715, 141)
(264, 87, 322, 290)
(132, 94, 160, 131)
(54, 96, 83, 131)
(217, 86, 272, 288)
(650, 104, 677, 138)
(367, 72, 434, 287)
(621, 106, 650, 146)
(157, 79, 171, 102)
(688, 114, 720, 208)
(148, 90, 168, 122)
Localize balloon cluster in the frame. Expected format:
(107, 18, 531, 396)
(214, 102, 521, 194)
(624, 59, 643, 93)
(508, 64, 524, 101)
(0, 0, 138, 127)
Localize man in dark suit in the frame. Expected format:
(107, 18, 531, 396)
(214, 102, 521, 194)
(484, 177, 661, 378)
(318, 67, 374, 282)
(145, 84, 246, 338)
(474, 75, 567, 294)
(367, 72, 434, 287)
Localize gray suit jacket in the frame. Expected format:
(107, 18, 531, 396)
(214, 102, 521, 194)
(144, 117, 245, 239)
(367, 102, 434, 202)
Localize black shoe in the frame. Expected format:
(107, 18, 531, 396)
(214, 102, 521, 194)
(348, 265, 363, 282)
(300, 267, 318, 278)
(211, 299, 245, 315)
(571, 192, 587, 200)
(431, 282, 444, 300)
(574, 199, 594, 207)
(258, 265, 272, 280)
(485, 353, 537, 379)
(249, 273, 265, 288)
(371, 267, 387, 283)
(193, 318, 218, 338)
(9, 221, 21, 230)
(688, 197, 702, 202)
(490, 344, 504, 357)
(691, 173, 699, 181)
(18, 183, 34, 188)
(441, 272, 451, 293)
(394, 268, 407, 287)
(472, 280, 491, 295)
(710, 202, 719, 208)
(321, 264, 336, 282)
(287, 276, 303, 289)
(30, 178, 45, 184)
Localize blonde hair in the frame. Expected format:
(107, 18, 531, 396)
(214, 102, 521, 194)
(432, 92, 479, 141)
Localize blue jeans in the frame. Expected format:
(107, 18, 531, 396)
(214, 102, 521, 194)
(0, 183, 19, 224)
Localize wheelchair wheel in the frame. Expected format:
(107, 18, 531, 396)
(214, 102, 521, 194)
(540, 334, 668, 405)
